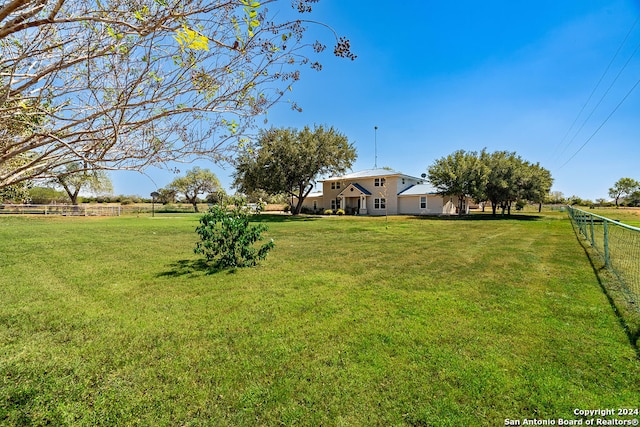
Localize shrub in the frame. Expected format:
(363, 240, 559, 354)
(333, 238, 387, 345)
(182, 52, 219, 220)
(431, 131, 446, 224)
(324, 209, 333, 215)
(336, 209, 345, 215)
(194, 198, 274, 269)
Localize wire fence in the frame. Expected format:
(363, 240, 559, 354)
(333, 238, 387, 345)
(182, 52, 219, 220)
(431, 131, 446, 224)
(0, 204, 121, 216)
(568, 206, 639, 310)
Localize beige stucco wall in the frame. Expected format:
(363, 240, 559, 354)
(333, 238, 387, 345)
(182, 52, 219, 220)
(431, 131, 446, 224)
(320, 181, 339, 211)
(368, 176, 397, 215)
(398, 194, 445, 215)
(301, 194, 324, 211)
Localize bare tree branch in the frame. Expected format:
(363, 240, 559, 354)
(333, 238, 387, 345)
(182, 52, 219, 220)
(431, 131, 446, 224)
(1, 0, 354, 188)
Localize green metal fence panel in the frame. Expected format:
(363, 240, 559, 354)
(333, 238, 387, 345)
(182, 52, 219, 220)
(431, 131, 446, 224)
(568, 206, 639, 308)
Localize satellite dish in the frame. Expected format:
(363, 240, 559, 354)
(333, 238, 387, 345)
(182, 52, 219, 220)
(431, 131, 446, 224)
(150, 191, 160, 198)
(421, 173, 426, 179)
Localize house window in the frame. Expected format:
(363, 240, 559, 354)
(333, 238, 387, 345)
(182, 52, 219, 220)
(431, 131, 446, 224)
(331, 200, 336, 210)
(374, 178, 385, 187)
(313, 201, 317, 210)
(374, 198, 386, 209)
(420, 196, 427, 209)
(336, 182, 340, 189)
(331, 182, 341, 190)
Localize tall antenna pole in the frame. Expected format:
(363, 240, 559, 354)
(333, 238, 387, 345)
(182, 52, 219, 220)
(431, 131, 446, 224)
(374, 126, 378, 168)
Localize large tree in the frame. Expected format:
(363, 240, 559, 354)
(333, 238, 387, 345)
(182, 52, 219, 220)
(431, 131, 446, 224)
(0, 0, 354, 190)
(52, 162, 113, 205)
(427, 149, 488, 215)
(481, 150, 523, 216)
(608, 177, 639, 207)
(167, 166, 220, 212)
(233, 125, 356, 214)
(156, 187, 178, 205)
(480, 150, 552, 216)
(517, 162, 553, 212)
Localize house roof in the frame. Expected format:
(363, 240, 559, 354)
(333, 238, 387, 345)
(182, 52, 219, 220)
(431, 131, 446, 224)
(397, 184, 439, 196)
(322, 168, 423, 182)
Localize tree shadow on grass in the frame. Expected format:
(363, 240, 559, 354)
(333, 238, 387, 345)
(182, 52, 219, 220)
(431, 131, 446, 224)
(254, 213, 546, 223)
(250, 213, 321, 223)
(409, 213, 544, 221)
(157, 258, 239, 277)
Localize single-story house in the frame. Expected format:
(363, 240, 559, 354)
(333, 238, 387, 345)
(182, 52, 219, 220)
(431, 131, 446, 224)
(301, 168, 470, 215)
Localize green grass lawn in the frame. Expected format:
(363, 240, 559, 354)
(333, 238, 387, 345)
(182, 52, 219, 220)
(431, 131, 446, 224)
(578, 206, 640, 227)
(1, 213, 638, 426)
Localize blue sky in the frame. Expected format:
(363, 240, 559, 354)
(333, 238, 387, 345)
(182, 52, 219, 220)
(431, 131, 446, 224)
(112, 0, 640, 201)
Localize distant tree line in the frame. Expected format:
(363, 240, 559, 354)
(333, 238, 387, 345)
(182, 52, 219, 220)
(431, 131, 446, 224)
(5, 165, 292, 209)
(0, 162, 113, 204)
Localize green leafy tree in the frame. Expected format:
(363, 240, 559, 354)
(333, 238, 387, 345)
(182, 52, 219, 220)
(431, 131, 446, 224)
(547, 191, 565, 204)
(241, 188, 288, 205)
(568, 195, 585, 206)
(168, 167, 220, 212)
(427, 149, 488, 215)
(52, 163, 113, 205)
(516, 162, 553, 213)
(155, 188, 177, 205)
(205, 188, 228, 205)
(480, 150, 523, 216)
(474, 150, 553, 216)
(608, 177, 640, 207)
(233, 125, 356, 215)
(194, 197, 274, 270)
(626, 190, 640, 207)
(1, 0, 355, 190)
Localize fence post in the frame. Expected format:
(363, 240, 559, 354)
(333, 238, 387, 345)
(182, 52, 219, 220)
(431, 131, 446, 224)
(603, 220, 610, 268)
(589, 215, 595, 246)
